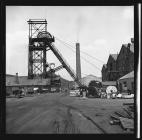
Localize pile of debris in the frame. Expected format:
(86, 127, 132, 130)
(109, 103, 134, 132)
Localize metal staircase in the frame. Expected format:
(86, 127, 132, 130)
(54, 65, 64, 72)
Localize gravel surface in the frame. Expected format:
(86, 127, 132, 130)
(6, 93, 134, 134)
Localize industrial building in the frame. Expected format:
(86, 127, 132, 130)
(101, 38, 134, 81)
(117, 71, 134, 94)
(101, 38, 134, 93)
(102, 54, 118, 81)
(6, 19, 84, 96)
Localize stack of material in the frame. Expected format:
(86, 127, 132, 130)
(109, 103, 134, 132)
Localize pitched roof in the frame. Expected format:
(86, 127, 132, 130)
(110, 54, 118, 61)
(102, 64, 107, 72)
(119, 71, 134, 80)
(122, 44, 128, 47)
(122, 43, 134, 53)
(102, 81, 117, 86)
(103, 64, 107, 68)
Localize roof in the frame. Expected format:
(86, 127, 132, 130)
(6, 75, 51, 86)
(119, 71, 134, 80)
(103, 64, 107, 68)
(102, 81, 116, 86)
(110, 54, 118, 61)
(6, 74, 15, 77)
(122, 43, 134, 53)
(102, 64, 107, 71)
(122, 44, 128, 47)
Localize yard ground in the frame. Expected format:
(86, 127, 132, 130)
(6, 92, 134, 134)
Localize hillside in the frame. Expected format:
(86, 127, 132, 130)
(81, 74, 102, 86)
(69, 74, 102, 88)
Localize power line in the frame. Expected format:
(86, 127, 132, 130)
(55, 37, 101, 70)
(80, 56, 101, 71)
(55, 36, 105, 64)
(55, 37, 101, 71)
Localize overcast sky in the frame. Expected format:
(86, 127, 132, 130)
(6, 6, 134, 81)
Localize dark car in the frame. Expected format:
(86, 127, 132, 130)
(13, 90, 23, 98)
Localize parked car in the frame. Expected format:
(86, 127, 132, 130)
(122, 94, 134, 99)
(116, 93, 122, 98)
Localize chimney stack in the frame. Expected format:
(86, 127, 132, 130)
(76, 43, 81, 82)
(128, 43, 131, 49)
(15, 72, 19, 84)
(131, 38, 134, 44)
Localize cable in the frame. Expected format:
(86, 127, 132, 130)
(55, 37, 101, 71)
(80, 56, 101, 71)
(55, 37, 101, 70)
(55, 36, 105, 64)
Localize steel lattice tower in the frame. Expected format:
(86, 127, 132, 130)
(27, 19, 48, 79)
(27, 19, 83, 87)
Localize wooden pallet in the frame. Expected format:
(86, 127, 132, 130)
(123, 108, 133, 119)
(119, 117, 134, 130)
(115, 111, 130, 119)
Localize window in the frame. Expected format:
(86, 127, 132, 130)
(123, 81, 127, 87)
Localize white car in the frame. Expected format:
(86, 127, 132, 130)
(122, 94, 134, 99)
(117, 93, 122, 98)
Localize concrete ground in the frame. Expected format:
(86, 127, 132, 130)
(6, 92, 134, 134)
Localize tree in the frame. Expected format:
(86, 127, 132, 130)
(88, 80, 102, 88)
(87, 80, 102, 97)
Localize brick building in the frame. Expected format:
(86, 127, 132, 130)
(101, 54, 119, 81)
(116, 41, 134, 78)
(101, 38, 134, 82)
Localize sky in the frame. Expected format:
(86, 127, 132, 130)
(6, 6, 134, 81)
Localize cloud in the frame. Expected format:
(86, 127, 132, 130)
(123, 7, 134, 20)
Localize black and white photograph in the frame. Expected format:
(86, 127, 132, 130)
(2, 3, 140, 136)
